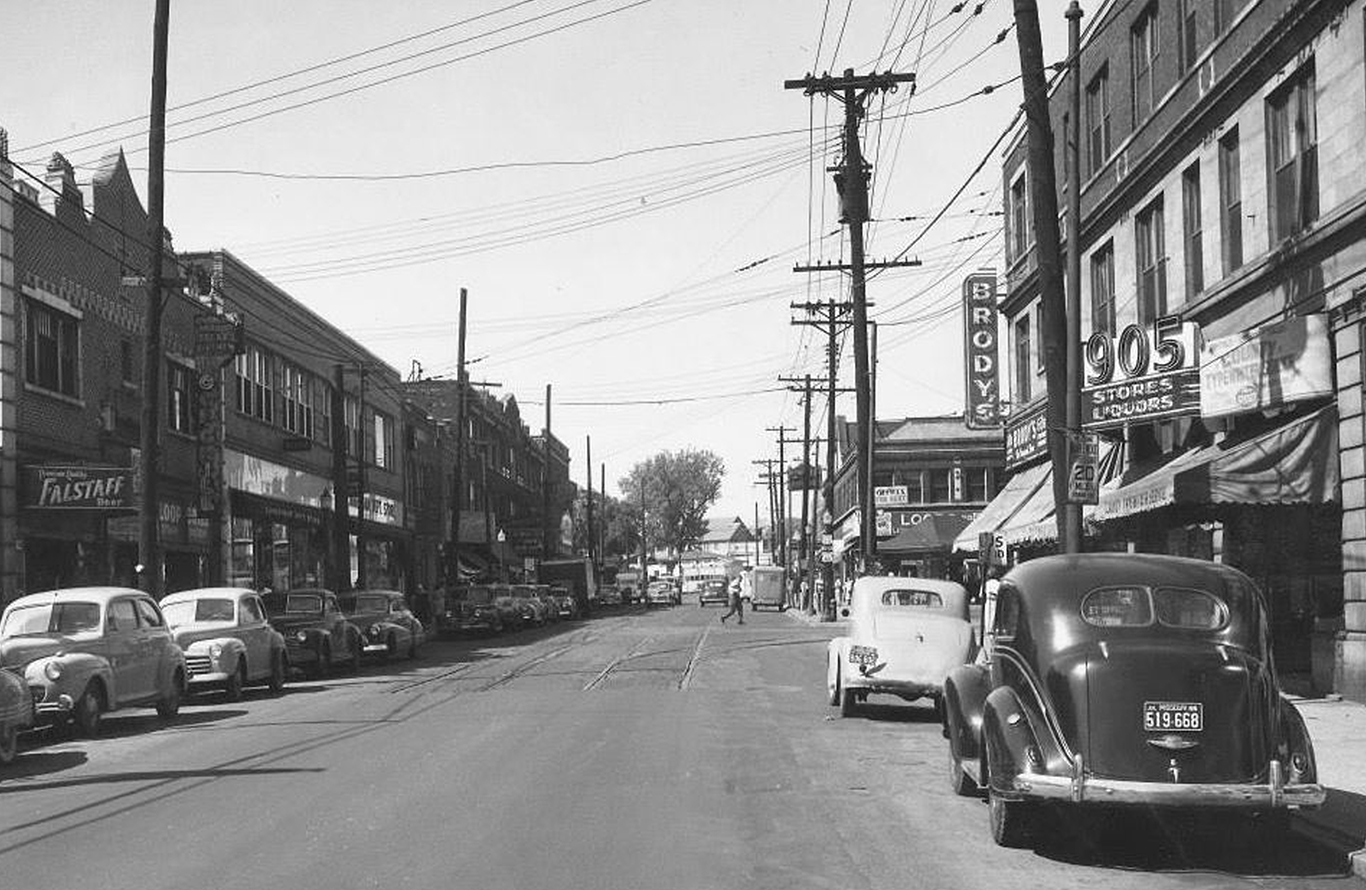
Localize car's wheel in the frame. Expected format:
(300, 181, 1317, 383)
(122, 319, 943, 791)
(223, 660, 245, 702)
(156, 670, 183, 719)
(826, 657, 840, 706)
(0, 721, 20, 765)
(984, 747, 1035, 847)
(948, 743, 977, 797)
(839, 685, 858, 718)
(73, 681, 105, 737)
(267, 650, 287, 695)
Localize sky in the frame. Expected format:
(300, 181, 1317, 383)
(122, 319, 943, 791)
(0, 0, 1070, 524)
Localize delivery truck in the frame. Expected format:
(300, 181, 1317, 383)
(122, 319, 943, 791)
(749, 566, 787, 611)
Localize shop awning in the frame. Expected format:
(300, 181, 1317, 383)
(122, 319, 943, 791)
(879, 514, 976, 554)
(1094, 404, 1337, 523)
(951, 461, 1052, 552)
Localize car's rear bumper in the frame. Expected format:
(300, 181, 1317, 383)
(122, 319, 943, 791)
(360, 642, 390, 655)
(186, 670, 232, 687)
(1008, 764, 1326, 809)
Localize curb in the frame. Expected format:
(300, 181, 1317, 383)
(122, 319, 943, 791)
(1294, 810, 1366, 879)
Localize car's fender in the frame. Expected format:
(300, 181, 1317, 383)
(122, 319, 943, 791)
(1277, 696, 1319, 784)
(943, 663, 992, 759)
(981, 685, 1069, 795)
(157, 645, 188, 696)
(826, 637, 850, 699)
(26, 651, 116, 707)
(183, 636, 246, 675)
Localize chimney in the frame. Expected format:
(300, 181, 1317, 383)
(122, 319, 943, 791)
(41, 152, 84, 218)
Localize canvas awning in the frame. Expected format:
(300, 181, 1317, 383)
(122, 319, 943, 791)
(1094, 404, 1337, 523)
(951, 461, 1052, 552)
(879, 513, 976, 554)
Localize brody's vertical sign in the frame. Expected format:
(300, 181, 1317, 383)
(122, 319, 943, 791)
(963, 272, 1000, 428)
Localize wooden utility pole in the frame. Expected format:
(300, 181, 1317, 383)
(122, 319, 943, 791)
(355, 364, 368, 588)
(586, 435, 594, 564)
(867, 320, 878, 571)
(800, 375, 812, 607)
(766, 425, 790, 581)
(138, 0, 170, 597)
(447, 288, 468, 587)
(1064, 1, 1085, 554)
(599, 462, 606, 569)
(786, 68, 915, 571)
(542, 383, 552, 561)
(331, 364, 349, 591)
(1013, 1, 1073, 550)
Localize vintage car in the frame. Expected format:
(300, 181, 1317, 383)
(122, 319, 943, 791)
(0, 667, 35, 764)
(513, 585, 558, 625)
(597, 584, 623, 607)
(697, 579, 729, 608)
(261, 589, 361, 679)
(550, 589, 580, 620)
(942, 553, 1326, 848)
(161, 588, 289, 699)
(0, 587, 186, 736)
(646, 581, 677, 607)
(826, 576, 974, 719)
(445, 585, 505, 635)
(340, 590, 425, 661)
(493, 594, 529, 631)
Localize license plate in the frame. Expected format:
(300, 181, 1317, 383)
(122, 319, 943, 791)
(848, 645, 878, 667)
(1144, 701, 1203, 732)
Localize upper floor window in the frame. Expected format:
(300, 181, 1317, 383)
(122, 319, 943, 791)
(1214, 0, 1237, 33)
(1181, 162, 1204, 301)
(930, 469, 952, 504)
(1009, 172, 1029, 260)
(25, 300, 80, 398)
(1177, 0, 1198, 74)
(1086, 66, 1111, 176)
(374, 412, 396, 471)
(234, 346, 274, 423)
(280, 364, 314, 438)
(1014, 313, 1032, 404)
(1136, 197, 1168, 325)
(314, 377, 333, 447)
(345, 395, 363, 460)
(120, 339, 135, 384)
(966, 467, 990, 503)
(1035, 303, 1046, 372)
(1090, 241, 1116, 338)
(1218, 128, 1243, 273)
(1267, 62, 1319, 242)
(1131, 4, 1159, 124)
(168, 363, 195, 434)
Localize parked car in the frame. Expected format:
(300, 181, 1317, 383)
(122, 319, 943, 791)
(492, 594, 529, 631)
(517, 585, 560, 624)
(0, 667, 35, 764)
(646, 581, 677, 607)
(339, 590, 425, 661)
(0, 587, 186, 736)
(697, 579, 729, 608)
(598, 584, 623, 607)
(550, 587, 580, 620)
(445, 585, 505, 635)
(826, 576, 973, 719)
(509, 586, 550, 627)
(261, 589, 361, 679)
(161, 587, 289, 700)
(942, 553, 1326, 848)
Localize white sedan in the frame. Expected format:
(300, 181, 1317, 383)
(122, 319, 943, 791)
(161, 588, 289, 700)
(826, 576, 974, 718)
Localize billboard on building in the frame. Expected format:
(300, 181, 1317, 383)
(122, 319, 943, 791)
(962, 272, 1001, 429)
(1199, 314, 1331, 418)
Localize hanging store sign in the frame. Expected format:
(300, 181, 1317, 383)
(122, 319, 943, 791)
(1082, 316, 1201, 430)
(962, 272, 1002, 429)
(1199, 314, 1331, 418)
(1004, 400, 1049, 469)
(874, 485, 909, 507)
(25, 466, 136, 510)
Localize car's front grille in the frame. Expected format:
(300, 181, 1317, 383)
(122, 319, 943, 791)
(184, 654, 213, 676)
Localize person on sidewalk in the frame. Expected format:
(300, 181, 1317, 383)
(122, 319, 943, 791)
(720, 578, 745, 625)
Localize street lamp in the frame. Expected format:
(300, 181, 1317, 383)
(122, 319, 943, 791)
(496, 529, 507, 582)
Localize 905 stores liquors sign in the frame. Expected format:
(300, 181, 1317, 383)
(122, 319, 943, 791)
(962, 272, 1001, 429)
(1082, 316, 1201, 430)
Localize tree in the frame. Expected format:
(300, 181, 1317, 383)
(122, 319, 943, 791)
(570, 490, 639, 559)
(620, 449, 725, 558)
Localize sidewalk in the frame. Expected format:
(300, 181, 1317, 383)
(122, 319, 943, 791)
(786, 609, 1366, 877)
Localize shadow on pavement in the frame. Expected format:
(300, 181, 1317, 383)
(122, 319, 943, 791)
(0, 764, 325, 795)
(1034, 807, 1352, 878)
(2, 747, 87, 781)
(846, 700, 940, 724)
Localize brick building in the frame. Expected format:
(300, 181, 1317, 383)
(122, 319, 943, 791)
(991, 0, 1366, 699)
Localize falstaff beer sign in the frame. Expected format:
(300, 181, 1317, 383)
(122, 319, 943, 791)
(25, 466, 137, 509)
(962, 272, 1001, 429)
(1082, 316, 1200, 430)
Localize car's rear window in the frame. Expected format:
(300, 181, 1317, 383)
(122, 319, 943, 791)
(163, 598, 234, 626)
(880, 589, 943, 608)
(1081, 585, 1228, 630)
(2, 602, 101, 637)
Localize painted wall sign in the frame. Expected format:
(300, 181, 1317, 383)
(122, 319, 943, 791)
(1082, 317, 1201, 430)
(962, 272, 1001, 429)
(25, 466, 136, 509)
(1199, 314, 1331, 418)
(1004, 400, 1049, 469)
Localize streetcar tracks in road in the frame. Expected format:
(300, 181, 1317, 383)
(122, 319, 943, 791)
(581, 636, 655, 691)
(477, 641, 578, 691)
(677, 625, 710, 691)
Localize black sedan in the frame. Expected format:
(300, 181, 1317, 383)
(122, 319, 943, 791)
(262, 589, 361, 679)
(339, 590, 425, 661)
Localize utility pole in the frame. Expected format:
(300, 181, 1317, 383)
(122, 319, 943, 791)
(766, 426, 790, 583)
(800, 375, 812, 608)
(753, 502, 761, 568)
(331, 364, 350, 591)
(542, 383, 552, 562)
(638, 474, 647, 592)
(752, 459, 776, 565)
(355, 363, 368, 588)
(447, 288, 468, 588)
(867, 320, 878, 572)
(586, 435, 594, 565)
(138, 0, 170, 597)
(599, 462, 606, 569)
(1064, 1, 1085, 554)
(1013, 1, 1074, 550)
(787, 68, 916, 571)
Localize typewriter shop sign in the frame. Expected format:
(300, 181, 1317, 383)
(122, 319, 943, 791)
(1082, 316, 1200, 430)
(26, 466, 137, 510)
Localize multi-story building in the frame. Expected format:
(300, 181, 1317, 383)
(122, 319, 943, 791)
(830, 414, 1005, 583)
(403, 379, 574, 582)
(992, 0, 1365, 699)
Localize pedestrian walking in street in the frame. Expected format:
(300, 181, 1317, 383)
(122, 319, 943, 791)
(720, 578, 744, 625)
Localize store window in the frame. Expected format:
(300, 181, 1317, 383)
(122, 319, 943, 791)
(25, 299, 80, 397)
(230, 517, 255, 588)
(1267, 61, 1319, 242)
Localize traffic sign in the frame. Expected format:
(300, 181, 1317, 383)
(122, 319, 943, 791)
(1067, 433, 1101, 505)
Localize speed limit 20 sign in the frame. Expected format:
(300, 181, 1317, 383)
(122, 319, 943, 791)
(1067, 433, 1101, 505)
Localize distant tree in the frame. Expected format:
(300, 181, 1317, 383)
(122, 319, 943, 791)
(570, 491, 639, 559)
(619, 449, 725, 558)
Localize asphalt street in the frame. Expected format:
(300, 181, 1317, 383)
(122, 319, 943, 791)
(0, 600, 1356, 890)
